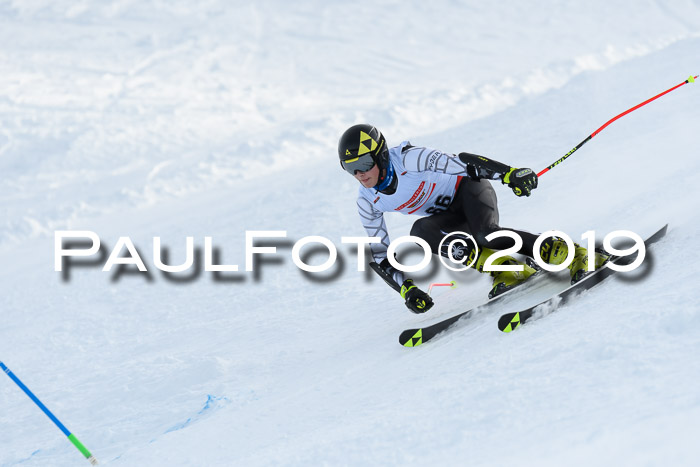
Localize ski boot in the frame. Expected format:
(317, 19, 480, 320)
(539, 236, 609, 284)
(473, 248, 537, 298)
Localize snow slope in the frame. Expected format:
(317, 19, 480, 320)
(1, 1, 700, 466)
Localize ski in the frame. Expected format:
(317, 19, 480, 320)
(399, 301, 489, 347)
(398, 259, 546, 347)
(497, 224, 668, 333)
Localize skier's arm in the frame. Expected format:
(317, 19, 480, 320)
(357, 197, 434, 313)
(402, 146, 538, 197)
(457, 152, 537, 196)
(454, 152, 511, 180)
(357, 197, 404, 285)
(401, 146, 508, 179)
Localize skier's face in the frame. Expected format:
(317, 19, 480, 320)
(354, 163, 379, 188)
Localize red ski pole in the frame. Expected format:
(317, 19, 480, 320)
(537, 75, 698, 178)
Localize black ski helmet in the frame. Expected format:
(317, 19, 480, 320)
(337, 124, 390, 174)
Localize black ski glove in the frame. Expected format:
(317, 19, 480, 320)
(400, 279, 434, 314)
(503, 167, 538, 197)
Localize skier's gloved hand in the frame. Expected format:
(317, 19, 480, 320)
(400, 279, 434, 314)
(503, 167, 538, 197)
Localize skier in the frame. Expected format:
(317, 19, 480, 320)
(338, 124, 607, 314)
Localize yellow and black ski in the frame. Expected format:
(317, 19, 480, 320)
(398, 259, 545, 347)
(498, 224, 668, 333)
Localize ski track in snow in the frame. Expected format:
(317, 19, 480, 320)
(1, 1, 700, 466)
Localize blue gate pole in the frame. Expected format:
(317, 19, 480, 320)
(1, 360, 98, 465)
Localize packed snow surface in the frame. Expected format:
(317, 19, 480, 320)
(2, 1, 700, 466)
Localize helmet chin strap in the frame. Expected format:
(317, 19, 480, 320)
(374, 160, 395, 193)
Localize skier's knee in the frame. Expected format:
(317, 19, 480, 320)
(471, 225, 501, 246)
(409, 217, 436, 239)
(409, 219, 425, 238)
(439, 232, 478, 265)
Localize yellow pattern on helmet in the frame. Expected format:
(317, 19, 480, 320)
(357, 130, 378, 156)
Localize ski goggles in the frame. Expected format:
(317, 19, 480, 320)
(341, 153, 376, 175)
